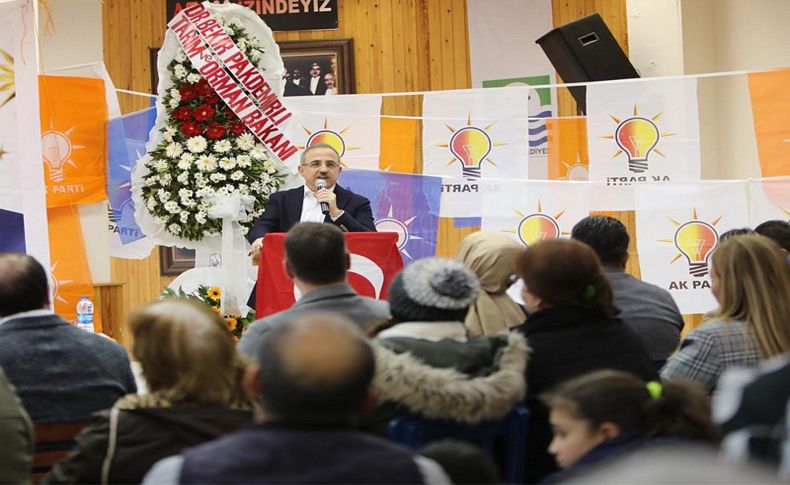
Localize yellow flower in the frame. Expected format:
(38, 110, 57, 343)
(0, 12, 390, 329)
(207, 286, 222, 299)
(225, 317, 238, 331)
(211, 306, 221, 314)
(232, 335, 239, 343)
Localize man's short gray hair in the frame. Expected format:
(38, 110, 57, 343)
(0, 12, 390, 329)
(300, 143, 341, 166)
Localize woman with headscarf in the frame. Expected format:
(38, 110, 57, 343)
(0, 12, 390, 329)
(456, 231, 526, 336)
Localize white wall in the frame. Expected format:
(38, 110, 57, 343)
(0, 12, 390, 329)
(38, 0, 110, 283)
(626, 0, 684, 77)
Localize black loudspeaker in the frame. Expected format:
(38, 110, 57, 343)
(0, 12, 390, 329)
(536, 13, 639, 114)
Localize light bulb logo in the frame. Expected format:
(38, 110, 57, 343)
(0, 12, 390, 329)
(373, 206, 423, 260)
(41, 130, 75, 182)
(449, 126, 492, 179)
(504, 201, 569, 246)
(306, 129, 346, 158)
(674, 221, 718, 277)
(603, 105, 676, 174)
(615, 117, 659, 173)
(299, 118, 362, 167)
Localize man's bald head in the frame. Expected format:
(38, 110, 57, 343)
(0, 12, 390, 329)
(0, 253, 49, 317)
(256, 312, 375, 423)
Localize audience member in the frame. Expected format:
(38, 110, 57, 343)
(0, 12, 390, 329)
(510, 239, 657, 483)
(571, 216, 684, 363)
(143, 313, 451, 484)
(46, 300, 253, 484)
(719, 227, 755, 241)
(0, 368, 32, 484)
(0, 253, 136, 423)
(238, 222, 390, 358)
(368, 258, 527, 432)
(541, 370, 718, 483)
(455, 231, 525, 336)
(754, 219, 790, 253)
(714, 353, 790, 474)
(418, 440, 502, 484)
(661, 235, 790, 393)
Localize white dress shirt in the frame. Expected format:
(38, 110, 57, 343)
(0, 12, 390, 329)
(300, 185, 344, 223)
(310, 76, 320, 94)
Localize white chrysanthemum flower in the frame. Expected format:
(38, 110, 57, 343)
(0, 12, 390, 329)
(145, 175, 159, 187)
(186, 73, 201, 84)
(176, 172, 189, 184)
(164, 201, 180, 214)
(241, 227, 249, 235)
(163, 126, 177, 142)
(154, 215, 167, 225)
(250, 144, 267, 160)
(229, 18, 243, 28)
(230, 170, 244, 181)
(236, 154, 252, 168)
(195, 211, 207, 224)
(169, 223, 181, 233)
(175, 51, 186, 63)
(251, 181, 262, 191)
(157, 188, 171, 202)
(218, 157, 236, 170)
(146, 199, 157, 211)
(237, 39, 247, 51)
(238, 183, 249, 194)
(179, 211, 190, 223)
(235, 133, 255, 151)
(178, 188, 193, 199)
(177, 159, 191, 171)
(223, 26, 233, 35)
(194, 178, 207, 189)
(154, 159, 168, 172)
(181, 198, 197, 209)
(249, 50, 261, 62)
(160, 173, 172, 186)
(165, 142, 183, 159)
(260, 174, 271, 185)
(210, 173, 227, 183)
(173, 64, 187, 80)
(214, 140, 232, 153)
(187, 136, 208, 153)
(169, 98, 180, 109)
(196, 155, 218, 172)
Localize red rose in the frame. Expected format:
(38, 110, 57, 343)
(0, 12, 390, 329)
(193, 104, 216, 122)
(205, 93, 220, 105)
(172, 106, 191, 121)
(230, 122, 246, 136)
(179, 85, 198, 102)
(206, 123, 226, 139)
(195, 78, 212, 96)
(180, 121, 203, 137)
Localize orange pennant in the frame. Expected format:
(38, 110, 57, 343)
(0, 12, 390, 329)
(39, 75, 108, 208)
(748, 68, 790, 178)
(47, 205, 100, 331)
(546, 117, 589, 180)
(380, 117, 419, 173)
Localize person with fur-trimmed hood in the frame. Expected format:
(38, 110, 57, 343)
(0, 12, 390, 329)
(365, 257, 528, 433)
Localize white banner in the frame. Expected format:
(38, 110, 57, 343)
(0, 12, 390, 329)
(0, 0, 50, 269)
(748, 176, 790, 226)
(635, 181, 749, 315)
(481, 179, 592, 246)
(588, 77, 701, 210)
(282, 95, 382, 171)
(423, 88, 530, 217)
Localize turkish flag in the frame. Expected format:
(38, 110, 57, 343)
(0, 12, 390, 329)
(256, 232, 403, 318)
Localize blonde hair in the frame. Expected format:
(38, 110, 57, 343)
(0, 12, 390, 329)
(128, 299, 249, 406)
(710, 235, 790, 357)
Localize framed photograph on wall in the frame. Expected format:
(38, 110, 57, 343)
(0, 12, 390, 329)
(279, 39, 354, 96)
(159, 247, 196, 276)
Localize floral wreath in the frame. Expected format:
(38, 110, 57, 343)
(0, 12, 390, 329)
(132, 2, 286, 249)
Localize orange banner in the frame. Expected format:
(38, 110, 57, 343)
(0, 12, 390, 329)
(39, 75, 108, 208)
(748, 68, 790, 178)
(380, 117, 419, 173)
(547, 117, 589, 180)
(47, 205, 99, 330)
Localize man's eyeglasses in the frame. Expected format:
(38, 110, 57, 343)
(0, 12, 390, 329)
(305, 160, 340, 170)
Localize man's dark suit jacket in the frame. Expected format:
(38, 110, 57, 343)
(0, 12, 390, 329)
(247, 184, 376, 243)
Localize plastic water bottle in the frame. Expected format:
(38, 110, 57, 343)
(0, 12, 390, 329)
(76, 296, 95, 332)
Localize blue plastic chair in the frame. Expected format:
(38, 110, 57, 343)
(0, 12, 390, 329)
(388, 404, 529, 484)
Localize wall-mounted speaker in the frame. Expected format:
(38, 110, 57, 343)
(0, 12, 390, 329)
(536, 13, 639, 114)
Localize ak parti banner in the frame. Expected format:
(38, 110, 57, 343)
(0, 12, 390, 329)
(547, 117, 589, 180)
(748, 69, 790, 178)
(47, 205, 98, 329)
(39, 75, 108, 208)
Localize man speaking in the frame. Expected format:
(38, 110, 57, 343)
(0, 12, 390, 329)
(247, 143, 376, 257)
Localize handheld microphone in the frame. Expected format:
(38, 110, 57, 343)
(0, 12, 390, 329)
(316, 179, 330, 215)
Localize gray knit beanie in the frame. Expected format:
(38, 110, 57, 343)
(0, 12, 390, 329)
(388, 257, 481, 322)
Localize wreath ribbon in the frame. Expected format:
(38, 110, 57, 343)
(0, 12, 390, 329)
(168, 2, 299, 173)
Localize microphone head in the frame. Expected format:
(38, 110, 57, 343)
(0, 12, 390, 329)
(316, 179, 327, 190)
